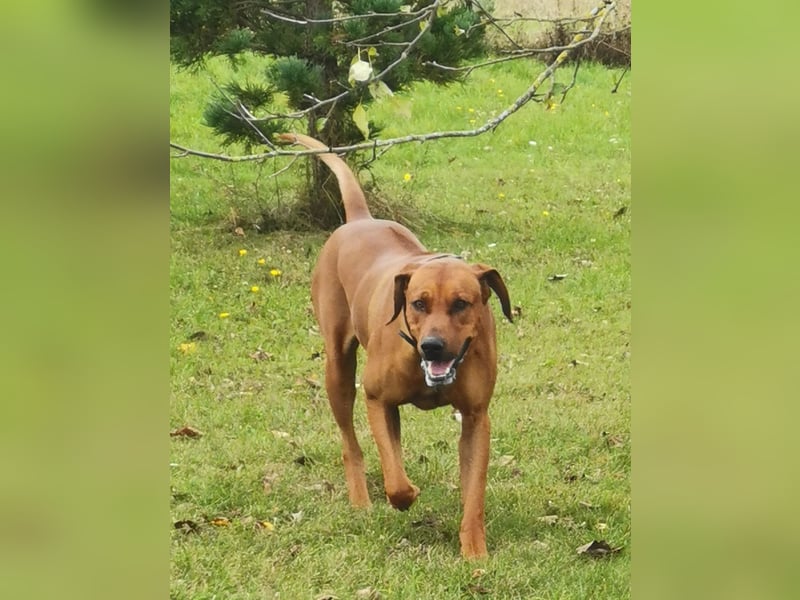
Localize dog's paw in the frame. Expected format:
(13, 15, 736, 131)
(387, 484, 420, 511)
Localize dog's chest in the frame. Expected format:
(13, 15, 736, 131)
(407, 386, 452, 410)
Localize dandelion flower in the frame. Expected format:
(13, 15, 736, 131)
(257, 258, 266, 265)
(403, 173, 412, 182)
(219, 312, 230, 319)
(468, 108, 475, 113)
(542, 210, 550, 217)
(238, 249, 247, 257)
(497, 89, 503, 95)
(259, 520, 275, 532)
(251, 286, 260, 293)
(498, 192, 506, 199)
(178, 342, 196, 354)
(270, 269, 282, 278)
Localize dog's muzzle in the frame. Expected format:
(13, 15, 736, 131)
(418, 336, 472, 387)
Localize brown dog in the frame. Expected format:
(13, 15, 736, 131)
(280, 133, 512, 559)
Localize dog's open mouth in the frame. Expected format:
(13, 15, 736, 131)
(421, 358, 458, 387)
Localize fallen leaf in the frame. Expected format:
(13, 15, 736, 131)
(538, 515, 559, 525)
(188, 330, 208, 341)
(576, 539, 622, 557)
(613, 206, 628, 218)
(304, 377, 322, 389)
(262, 472, 279, 495)
(173, 519, 200, 534)
(355, 587, 381, 600)
(210, 517, 230, 527)
(471, 568, 486, 579)
(250, 348, 273, 361)
(496, 455, 515, 467)
(233, 226, 246, 236)
(547, 273, 568, 282)
(271, 430, 290, 439)
(579, 501, 595, 509)
(170, 426, 203, 438)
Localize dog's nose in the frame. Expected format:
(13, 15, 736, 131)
(420, 336, 446, 360)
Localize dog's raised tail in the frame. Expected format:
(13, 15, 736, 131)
(278, 133, 371, 222)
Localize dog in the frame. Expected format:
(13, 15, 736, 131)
(279, 133, 512, 559)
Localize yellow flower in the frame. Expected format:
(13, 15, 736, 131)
(178, 342, 196, 354)
(257, 258, 266, 265)
(238, 249, 247, 256)
(467, 108, 475, 113)
(259, 520, 275, 532)
(498, 192, 506, 199)
(219, 312, 230, 319)
(469, 119, 476, 125)
(270, 269, 282, 278)
(497, 89, 503, 95)
(251, 286, 260, 293)
(542, 210, 550, 217)
(403, 173, 412, 182)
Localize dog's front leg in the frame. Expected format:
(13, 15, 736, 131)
(365, 398, 420, 511)
(458, 408, 490, 559)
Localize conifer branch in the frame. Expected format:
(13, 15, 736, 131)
(171, 1, 617, 163)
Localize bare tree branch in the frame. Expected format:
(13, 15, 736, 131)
(170, 1, 617, 163)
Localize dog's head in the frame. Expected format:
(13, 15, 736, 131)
(387, 258, 512, 387)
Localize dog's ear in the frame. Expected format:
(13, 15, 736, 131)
(473, 264, 513, 323)
(387, 271, 413, 325)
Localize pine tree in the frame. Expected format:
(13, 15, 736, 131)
(170, 0, 488, 226)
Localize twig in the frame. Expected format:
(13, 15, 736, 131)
(171, 1, 615, 162)
(611, 65, 629, 94)
(261, 3, 434, 26)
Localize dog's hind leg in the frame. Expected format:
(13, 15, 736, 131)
(324, 333, 371, 508)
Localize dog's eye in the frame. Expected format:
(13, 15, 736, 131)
(411, 299, 426, 312)
(451, 299, 470, 313)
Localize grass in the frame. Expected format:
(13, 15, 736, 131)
(170, 53, 630, 598)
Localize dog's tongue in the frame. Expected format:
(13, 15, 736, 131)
(428, 360, 453, 377)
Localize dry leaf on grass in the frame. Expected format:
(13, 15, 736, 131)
(538, 515, 559, 525)
(496, 454, 515, 467)
(250, 348, 273, 361)
(170, 426, 203, 438)
(173, 519, 200, 534)
(576, 539, 623, 557)
(209, 517, 230, 527)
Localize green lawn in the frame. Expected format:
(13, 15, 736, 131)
(170, 54, 630, 599)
